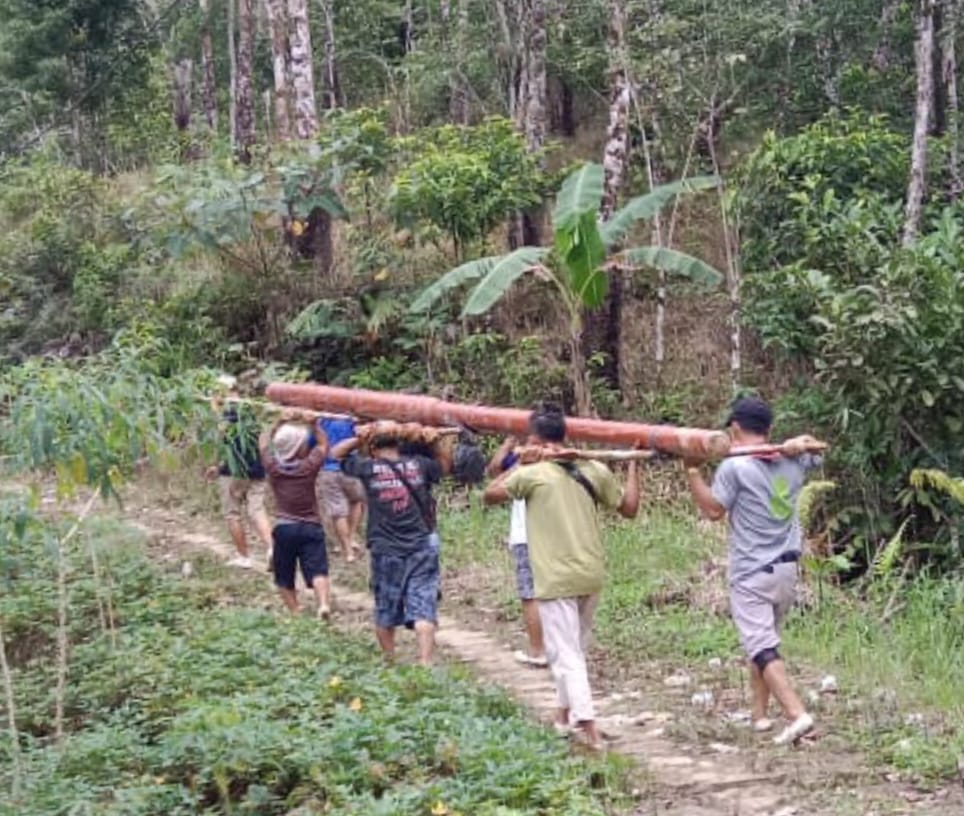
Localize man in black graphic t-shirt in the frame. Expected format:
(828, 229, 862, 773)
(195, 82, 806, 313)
(332, 422, 450, 665)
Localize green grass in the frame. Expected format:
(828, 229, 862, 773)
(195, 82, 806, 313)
(0, 506, 631, 816)
(435, 492, 964, 784)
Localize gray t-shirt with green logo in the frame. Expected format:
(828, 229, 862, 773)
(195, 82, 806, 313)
(712, 454, 821, 584)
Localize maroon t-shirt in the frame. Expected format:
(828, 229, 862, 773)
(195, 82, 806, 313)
(263, 447, 325, 524)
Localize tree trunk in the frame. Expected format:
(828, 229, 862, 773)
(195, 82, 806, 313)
(319, 0, 341, 110)
(236, 0, 257, 160)
(933, 3, 947, 135)
(520, 0, 547, 245)
(449, 0, 470, 123)
(873, 0, 905, 71)
(403, 0, 415, 54)
(172, 58, 193, 132)
(265, 0, 292, 141)
(228, 0, 238, 149)
(288, 0, 319, 140)
(944, 0, 961, 197)
(288, 0, 331, 275)
(904, 0, 936, 247)
(582, 0, 630, 393)
(199, 0, 218, 131)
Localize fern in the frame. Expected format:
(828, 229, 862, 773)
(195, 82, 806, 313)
(909, 468, 964, 506)
(798, 479, 837, 530)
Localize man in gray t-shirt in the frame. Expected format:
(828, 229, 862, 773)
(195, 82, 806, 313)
(684, 397, 820, 747)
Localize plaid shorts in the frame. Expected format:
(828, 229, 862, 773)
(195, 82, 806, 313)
(371, 544, 439, 629)
(509, 542, 535, 601)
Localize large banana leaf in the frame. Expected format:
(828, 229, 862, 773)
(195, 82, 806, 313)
(556, 210, 608, 308)
(618, 246, 723, 286)
(551, 162, 604, 233)
(462, 246, 549, 315)
(410, 253, 509, 312)
(600, 176, 719, 248)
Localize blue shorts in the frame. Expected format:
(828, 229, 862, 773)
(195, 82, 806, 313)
(272, 522, 328, 590)
(510, 542, 535, 601)
(371, 545, 439, 629)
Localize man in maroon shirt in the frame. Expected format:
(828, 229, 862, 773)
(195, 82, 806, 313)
(259, 411, 331, 619)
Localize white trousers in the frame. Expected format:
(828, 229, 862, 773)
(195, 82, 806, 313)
(538, 594, 599, 724)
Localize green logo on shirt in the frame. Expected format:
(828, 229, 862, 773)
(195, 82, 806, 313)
(770, 475, 793, 521)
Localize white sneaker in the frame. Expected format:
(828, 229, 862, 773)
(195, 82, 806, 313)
(227, 556, 254, 569)
(752, 718, 774, 733)
(773, 713, 814, 745)
(317, 604, 331, 621)
(513, 650, 549, 668)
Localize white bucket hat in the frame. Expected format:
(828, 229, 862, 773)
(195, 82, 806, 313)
(273, 422, 310, 462)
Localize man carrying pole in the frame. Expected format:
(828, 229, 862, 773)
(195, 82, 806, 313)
(331, 421, 452, 666)
(682, 396, 822, 746)
(483, 402, 641, 751)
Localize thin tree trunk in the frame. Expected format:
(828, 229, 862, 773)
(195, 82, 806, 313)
(873, 0, 905, 71)
(521, 0, 547, 245)
(403, 0, 415, 54)
(228, 0, 239, 149)
(236, 0, 257, 160)
(319, 0, 341, 110)
(199, 0, 218, 131)
(265, 0, 292, 141)
(288, 0, 319, 139)
(450, 0, 470, 123)
(172, 58, 193, 132)
(707, 134, 742, 384)
(904, 0, 936, 247)
(0, 619, 22, 800)
(583, 0, 630, 393)
(943, 0, 961, 197)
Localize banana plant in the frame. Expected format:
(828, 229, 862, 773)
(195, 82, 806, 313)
(411, 162, 722, 413)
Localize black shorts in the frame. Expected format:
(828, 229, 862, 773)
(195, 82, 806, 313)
(272, 521, 328, 590)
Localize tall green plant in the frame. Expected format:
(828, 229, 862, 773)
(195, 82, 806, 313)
(411, 162, 721, 412)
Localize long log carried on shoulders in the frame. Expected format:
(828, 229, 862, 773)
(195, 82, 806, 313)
(265, 383, 732, 460)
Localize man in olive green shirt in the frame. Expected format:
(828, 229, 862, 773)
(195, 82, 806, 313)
(484, 403, 640, 750)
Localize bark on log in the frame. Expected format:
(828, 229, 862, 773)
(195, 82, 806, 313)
(266, 383, 732, 459)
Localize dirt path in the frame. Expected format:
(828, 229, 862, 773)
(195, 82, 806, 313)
(118, 500, 820, 816)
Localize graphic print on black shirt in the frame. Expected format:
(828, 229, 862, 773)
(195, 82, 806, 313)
(342, 453, 442, 554)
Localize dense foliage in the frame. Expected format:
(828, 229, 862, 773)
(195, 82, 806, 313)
(0, 513, 624, 815)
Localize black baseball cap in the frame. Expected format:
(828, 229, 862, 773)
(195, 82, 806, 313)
(724, 397, 773, 435)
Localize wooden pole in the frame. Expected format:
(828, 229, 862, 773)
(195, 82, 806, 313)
(265, 383, 732, 459)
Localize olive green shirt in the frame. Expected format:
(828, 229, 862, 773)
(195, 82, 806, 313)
(503, 460, 623, 600)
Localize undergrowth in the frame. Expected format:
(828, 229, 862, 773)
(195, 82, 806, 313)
(434, 490, 964, 784)
(0, 510, 629, 815)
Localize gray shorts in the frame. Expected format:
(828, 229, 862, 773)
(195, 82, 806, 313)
(730, 562, 798, 661)
(317, 470, 365, 519)
(510, 542, 535, 601)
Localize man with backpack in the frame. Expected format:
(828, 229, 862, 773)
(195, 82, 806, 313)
(483, 403, 640, 751)
(331, 421, 451, 665)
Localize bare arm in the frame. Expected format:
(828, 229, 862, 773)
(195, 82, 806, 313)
(618, 460, 641, 518)
(486, 437, 516, 477)
(483, 467, 514, 506)
(433, 438, 454, 475)
(331, 436, 361, 460)
(684, 465, 726, 521)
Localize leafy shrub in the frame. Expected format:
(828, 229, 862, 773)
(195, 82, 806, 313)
(736, 114, 964, 562)
(390, 118, 553, 258)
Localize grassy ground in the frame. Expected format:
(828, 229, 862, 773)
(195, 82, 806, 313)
(432, 487, 964, 787)
(0, 507, 632, 816)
